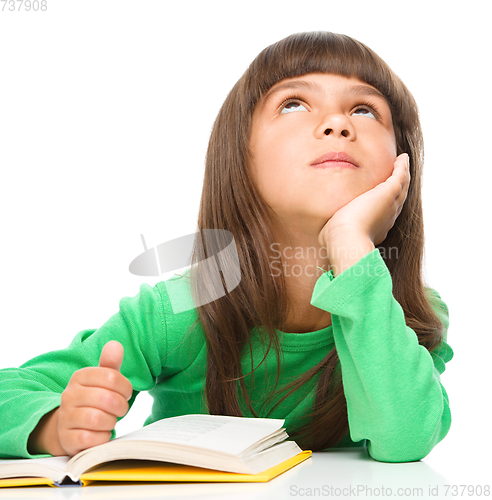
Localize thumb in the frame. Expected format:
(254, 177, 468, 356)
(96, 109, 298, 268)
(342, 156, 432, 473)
(98, 341, 124, 371)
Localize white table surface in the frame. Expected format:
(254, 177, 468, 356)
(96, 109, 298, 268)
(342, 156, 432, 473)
(0, 446, 488, 500)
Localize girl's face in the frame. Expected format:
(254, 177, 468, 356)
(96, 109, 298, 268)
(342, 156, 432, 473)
(249, 72, 398, 233)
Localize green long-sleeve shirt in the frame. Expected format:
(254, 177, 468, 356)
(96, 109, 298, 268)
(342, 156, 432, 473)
(0, 248, 453, 463)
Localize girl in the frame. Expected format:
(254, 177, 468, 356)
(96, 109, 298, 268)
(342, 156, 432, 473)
(0, 31, 453, 463)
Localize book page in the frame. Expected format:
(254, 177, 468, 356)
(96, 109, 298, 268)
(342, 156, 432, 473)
(117, 415, 227, 443)
(0, 456, 69, 468)
(114, 414, 286, 455)
(0, 456, 69, 482)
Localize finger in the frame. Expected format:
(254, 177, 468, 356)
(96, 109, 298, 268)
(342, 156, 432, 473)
(389, 154, 409, 194)
(70, 367, 133, 400)
(62, 429, 112, 456)
(399, 176, 410, 205)
(99, 341, 124, 372)
(398, 152, 410, 169)
(63, 385, 129, 417)
(64, 406, 118, 432)
(397, 156, 411, 202)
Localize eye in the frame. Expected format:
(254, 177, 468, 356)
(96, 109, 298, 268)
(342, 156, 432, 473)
(280, 99, 308, 114)
(351, 105, 378, 120)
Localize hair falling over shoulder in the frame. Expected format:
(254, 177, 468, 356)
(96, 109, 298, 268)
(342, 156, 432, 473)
(185, 32, 446, 451)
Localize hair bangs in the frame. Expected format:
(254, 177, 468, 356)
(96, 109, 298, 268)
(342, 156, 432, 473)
(245, 32, 397, 114)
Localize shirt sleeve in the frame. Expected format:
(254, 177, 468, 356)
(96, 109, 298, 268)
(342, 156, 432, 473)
(0, 283, 167, 459)
(310, 248, 454, 463)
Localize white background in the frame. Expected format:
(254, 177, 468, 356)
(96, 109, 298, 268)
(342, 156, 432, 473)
(0, 0, 490, 492)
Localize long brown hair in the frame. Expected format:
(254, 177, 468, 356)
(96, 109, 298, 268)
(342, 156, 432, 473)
(184, 32, 445, 450)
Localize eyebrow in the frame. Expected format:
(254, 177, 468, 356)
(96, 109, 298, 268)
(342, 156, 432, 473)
(263, 79, 388, 106)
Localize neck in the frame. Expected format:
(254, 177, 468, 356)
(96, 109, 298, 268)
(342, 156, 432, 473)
(269, 224, 332, 334)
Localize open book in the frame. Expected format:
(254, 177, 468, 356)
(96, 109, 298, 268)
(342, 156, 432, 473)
(0, 414, 311, 488)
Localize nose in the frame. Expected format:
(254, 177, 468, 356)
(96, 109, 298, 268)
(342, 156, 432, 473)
(316, 113, 355, 140)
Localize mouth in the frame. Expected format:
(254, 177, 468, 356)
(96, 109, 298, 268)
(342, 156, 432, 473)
(310, 151, 359, 169)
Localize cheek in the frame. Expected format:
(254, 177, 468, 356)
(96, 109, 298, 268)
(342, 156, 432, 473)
(249, 141, 283, 202)
(250, 127, 299, 182)
(368, 130, 398, 183)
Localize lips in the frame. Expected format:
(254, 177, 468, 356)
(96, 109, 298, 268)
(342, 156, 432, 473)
(311, 151, 359, 168)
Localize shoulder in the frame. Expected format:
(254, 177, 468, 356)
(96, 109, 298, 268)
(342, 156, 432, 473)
(155, 268, 200, 329)
(154, 270, 206, 368)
